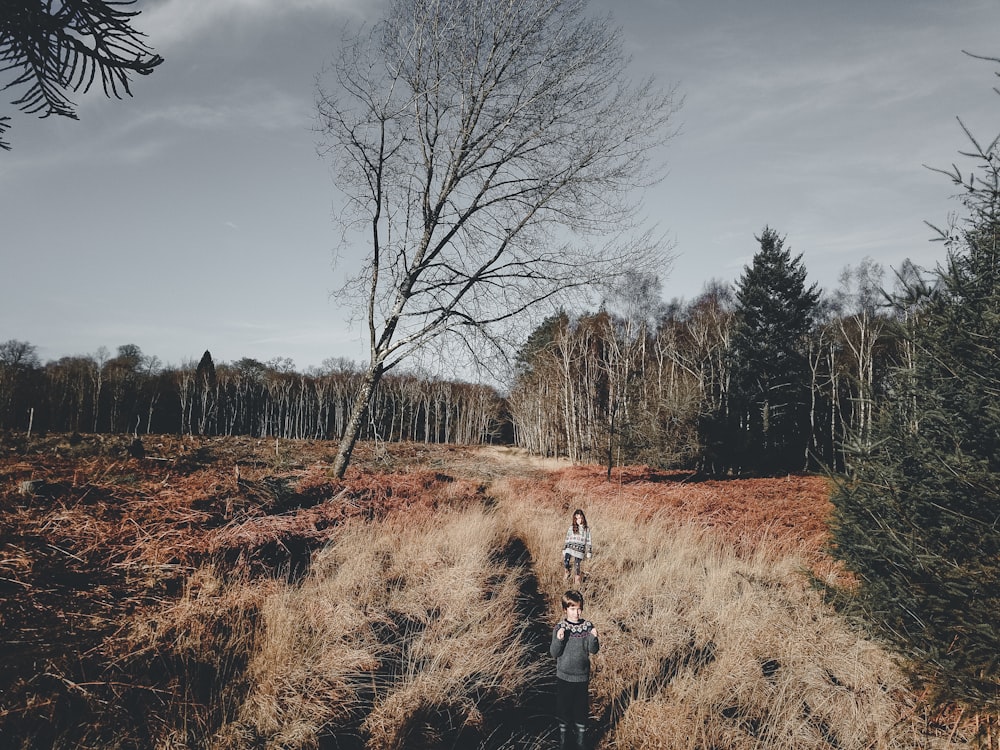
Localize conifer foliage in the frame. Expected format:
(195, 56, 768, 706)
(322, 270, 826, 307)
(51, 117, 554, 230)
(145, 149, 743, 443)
(831, 81, 1000, 711)
(724, 227, 820, 474)
(0, 0, 162, 150)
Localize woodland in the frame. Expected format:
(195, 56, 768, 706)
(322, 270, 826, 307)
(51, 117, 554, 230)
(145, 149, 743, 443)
(2, 1, 998, 745)
(0, 244, 941, 479)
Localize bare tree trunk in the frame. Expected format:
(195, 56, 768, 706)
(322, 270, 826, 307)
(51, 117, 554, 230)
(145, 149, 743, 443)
(332, 364, 384, 479)
(146, 391, 159, 434)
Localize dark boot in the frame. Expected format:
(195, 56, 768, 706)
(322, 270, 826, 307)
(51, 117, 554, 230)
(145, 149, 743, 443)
(574, 722, 587, 750)
(558, 722, 568, 749)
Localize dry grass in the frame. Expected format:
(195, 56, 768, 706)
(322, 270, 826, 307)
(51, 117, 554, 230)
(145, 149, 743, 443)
(2, 436, 989, 749)
(493, 477, 959, 749)
(154, 506, 547, 749)
(146, 473, 969, 749)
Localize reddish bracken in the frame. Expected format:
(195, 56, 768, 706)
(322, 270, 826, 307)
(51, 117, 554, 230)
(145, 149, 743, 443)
(506, 464, 834, 561)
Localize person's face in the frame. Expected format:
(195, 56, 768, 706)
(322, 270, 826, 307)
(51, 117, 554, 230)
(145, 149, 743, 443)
(574, 513, 584, 524)
(565, 603, 583, 621)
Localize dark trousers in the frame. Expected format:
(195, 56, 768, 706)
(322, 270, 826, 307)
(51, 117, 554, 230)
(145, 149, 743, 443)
(555, 677, 589, 726)
(564, 553, 583, 575)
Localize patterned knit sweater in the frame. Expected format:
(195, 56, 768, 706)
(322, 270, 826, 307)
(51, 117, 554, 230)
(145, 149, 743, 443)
(562, 525, 593, 559)
(550, 619, 600, 683)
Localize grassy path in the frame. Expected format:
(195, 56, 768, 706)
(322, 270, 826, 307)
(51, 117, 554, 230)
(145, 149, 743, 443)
(483, 463, 931, 750)
(0, 439, 961, 749)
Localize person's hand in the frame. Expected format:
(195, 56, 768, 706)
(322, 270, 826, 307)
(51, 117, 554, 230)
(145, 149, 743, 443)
(557, 623, 566, 640)
(590, 625, 599, 639)
(586, 552, 591, 559)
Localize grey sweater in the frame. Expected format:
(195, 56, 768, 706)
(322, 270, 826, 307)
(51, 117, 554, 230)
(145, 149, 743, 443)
(550, 619, 600, 683)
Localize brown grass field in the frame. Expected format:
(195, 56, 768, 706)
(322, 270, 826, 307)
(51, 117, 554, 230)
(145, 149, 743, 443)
(0, 433, 989, 749)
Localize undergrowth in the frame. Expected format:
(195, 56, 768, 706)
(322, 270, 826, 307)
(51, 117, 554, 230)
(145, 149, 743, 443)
(1, 436, 991, 748)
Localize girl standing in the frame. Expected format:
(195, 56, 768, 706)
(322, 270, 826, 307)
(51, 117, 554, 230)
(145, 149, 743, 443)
(562, 509, 592, 587)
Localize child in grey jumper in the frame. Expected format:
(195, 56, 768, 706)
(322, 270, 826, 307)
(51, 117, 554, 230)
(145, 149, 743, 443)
(550, 589, 600, 749)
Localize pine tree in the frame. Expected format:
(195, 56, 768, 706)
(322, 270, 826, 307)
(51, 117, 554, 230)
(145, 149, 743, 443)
(514, 311, 570, 377)
(726, 227, 820, 474)
(194, 350, 218, 436)
(0, 0, 162, 150)
(830, 86, 1000, 712)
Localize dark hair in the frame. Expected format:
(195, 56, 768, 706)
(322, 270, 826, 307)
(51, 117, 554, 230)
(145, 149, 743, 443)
(572, 508, 588, 534)
(561, 589, 584, 610)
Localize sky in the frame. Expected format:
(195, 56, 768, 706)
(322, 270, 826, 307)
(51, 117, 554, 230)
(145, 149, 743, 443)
(3, 0, 999, 374)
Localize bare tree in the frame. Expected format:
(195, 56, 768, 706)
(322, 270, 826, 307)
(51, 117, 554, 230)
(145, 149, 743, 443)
(317, 0, 679, 477)
(833, 257, 888, 451)
(90, 345, 109, 432)
(599, 272, 662, 478)
(45, 355, 93, 432)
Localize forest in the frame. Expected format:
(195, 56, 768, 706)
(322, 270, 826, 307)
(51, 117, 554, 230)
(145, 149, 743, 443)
(0, 243, 913, 480)
(0, 346, 506, 448)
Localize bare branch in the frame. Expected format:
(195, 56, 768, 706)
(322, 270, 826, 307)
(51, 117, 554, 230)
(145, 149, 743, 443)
(317, 0, 679, 476)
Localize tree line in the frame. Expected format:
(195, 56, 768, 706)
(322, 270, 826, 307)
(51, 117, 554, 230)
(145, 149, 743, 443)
(0, 345, 505, 446)
(509, 236, 911, 478)
(0, 238, 945, 477)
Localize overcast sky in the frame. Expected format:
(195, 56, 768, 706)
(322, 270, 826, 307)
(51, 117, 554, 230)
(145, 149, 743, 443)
(3, 0, 999, 373)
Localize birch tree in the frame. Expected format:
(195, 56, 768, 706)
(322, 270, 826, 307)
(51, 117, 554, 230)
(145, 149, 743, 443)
(317, 0, 679, 477)
(833, 257, 888, 450)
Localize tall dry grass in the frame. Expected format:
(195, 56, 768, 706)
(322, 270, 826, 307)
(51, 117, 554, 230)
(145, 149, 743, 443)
(494, 478, 945, 750)
(121, 461, 974, 749)
(197, 505, 546, 749)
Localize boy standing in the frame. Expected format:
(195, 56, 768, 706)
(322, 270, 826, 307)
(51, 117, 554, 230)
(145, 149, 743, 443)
(550, 589, 600, 749)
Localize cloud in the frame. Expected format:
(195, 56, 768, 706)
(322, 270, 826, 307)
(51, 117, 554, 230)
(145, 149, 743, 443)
(137, 0, 374, 50)
(135, 82, 309, 131)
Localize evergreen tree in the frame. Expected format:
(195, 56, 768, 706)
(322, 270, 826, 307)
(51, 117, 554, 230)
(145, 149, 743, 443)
(726, 227, 820, 474)
(194, 350, 218, 436)
(514, 311, 570, 377)
(830, 86, 1000, 712)
(0, 0, 162, 150)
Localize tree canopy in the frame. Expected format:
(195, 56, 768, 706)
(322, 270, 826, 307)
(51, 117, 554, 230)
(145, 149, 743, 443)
(831, 60, 1000, 713)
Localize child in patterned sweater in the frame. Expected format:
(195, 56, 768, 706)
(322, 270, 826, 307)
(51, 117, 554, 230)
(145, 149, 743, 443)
(550, 589, 600, 749)
(562, 509, 592, 587)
